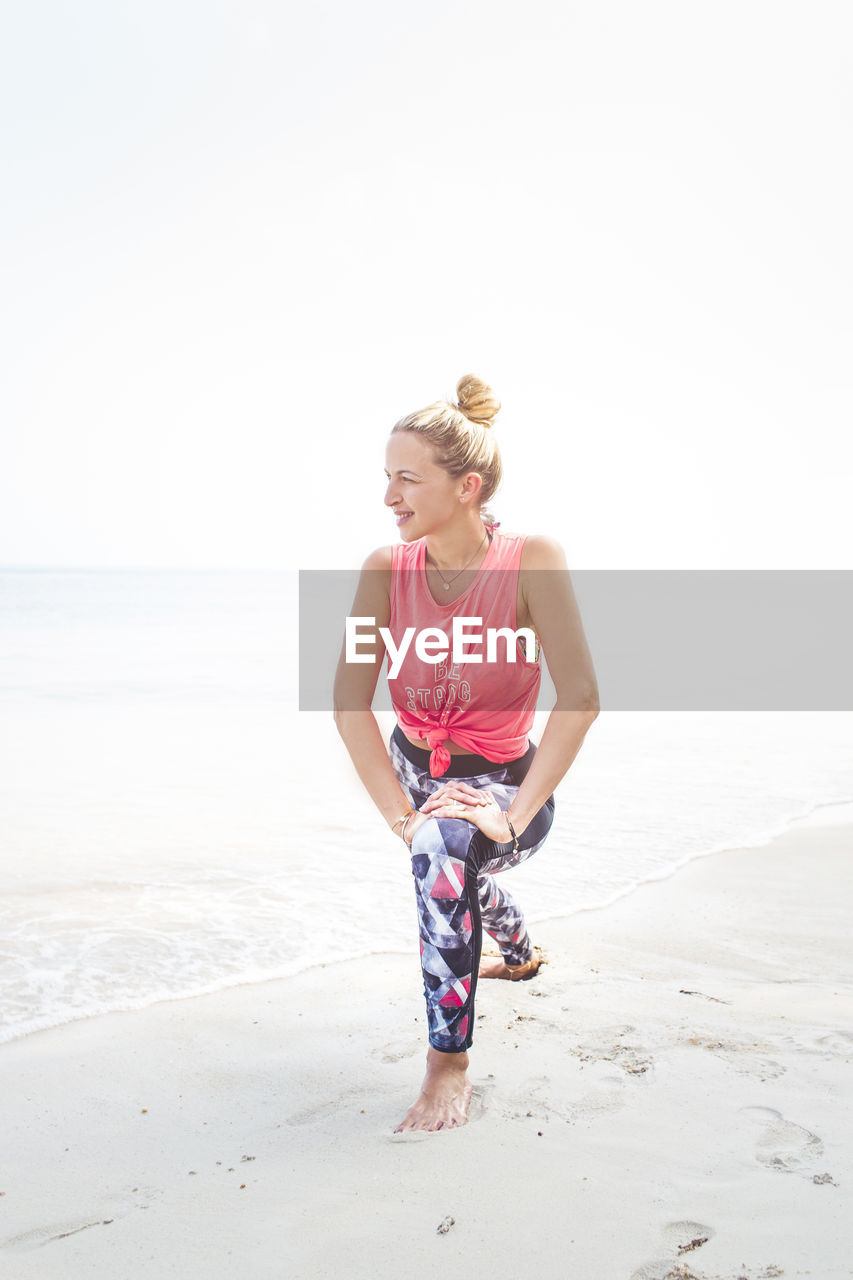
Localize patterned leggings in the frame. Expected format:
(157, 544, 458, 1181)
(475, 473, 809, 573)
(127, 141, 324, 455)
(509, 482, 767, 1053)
(388, 726, 555, 1054)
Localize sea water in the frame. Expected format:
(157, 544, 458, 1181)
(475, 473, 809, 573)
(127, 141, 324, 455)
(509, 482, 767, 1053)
(1, 569, 852, 1045)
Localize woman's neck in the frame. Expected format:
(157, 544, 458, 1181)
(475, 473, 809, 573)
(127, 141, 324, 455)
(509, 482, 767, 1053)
(424, 517, 491, 573)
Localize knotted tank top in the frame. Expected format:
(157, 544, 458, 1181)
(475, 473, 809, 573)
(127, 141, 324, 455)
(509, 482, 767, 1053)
(387, 529, 542, 776)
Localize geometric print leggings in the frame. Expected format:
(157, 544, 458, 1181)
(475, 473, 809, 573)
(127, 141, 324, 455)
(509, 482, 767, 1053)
(388, 726, 556, 1055)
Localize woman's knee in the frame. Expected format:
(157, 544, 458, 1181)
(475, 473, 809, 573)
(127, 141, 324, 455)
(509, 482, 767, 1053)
(410, 815, 444, 856)
(410, 815, 477, 877)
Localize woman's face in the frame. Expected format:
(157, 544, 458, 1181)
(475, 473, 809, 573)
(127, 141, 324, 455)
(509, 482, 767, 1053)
(384, 432, 464, 541)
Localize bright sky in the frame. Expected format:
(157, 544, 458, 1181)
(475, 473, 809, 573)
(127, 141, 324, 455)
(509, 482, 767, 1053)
(1, 1, 850, 570)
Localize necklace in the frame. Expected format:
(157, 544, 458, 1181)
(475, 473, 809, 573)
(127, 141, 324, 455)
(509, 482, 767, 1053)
(425, 529, 489, 591)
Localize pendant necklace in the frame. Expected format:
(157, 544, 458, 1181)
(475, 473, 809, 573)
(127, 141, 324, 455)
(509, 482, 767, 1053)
(426, 529, 489, 591)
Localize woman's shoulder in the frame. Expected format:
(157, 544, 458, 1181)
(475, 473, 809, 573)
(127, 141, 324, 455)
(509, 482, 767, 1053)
(361, 540, 426, 571)
(512, 532, 570, 570)
(360, 545, 394, 572)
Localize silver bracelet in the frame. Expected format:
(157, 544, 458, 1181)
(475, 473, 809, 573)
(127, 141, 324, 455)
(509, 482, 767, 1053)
(504, 810, 519, 854)
(400, 813, 416, 846)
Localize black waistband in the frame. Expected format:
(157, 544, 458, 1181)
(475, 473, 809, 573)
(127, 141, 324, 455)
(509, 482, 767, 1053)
(391, 723, 533, 778)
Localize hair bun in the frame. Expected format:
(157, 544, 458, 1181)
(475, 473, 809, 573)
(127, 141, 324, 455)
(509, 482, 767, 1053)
(454, 374, 501, 427)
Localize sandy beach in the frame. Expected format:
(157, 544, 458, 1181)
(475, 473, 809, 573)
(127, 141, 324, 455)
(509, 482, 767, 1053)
(1, 821, 850, 1280)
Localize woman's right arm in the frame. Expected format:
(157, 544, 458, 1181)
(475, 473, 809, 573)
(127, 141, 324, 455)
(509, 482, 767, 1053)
(332, 546, 421, 837)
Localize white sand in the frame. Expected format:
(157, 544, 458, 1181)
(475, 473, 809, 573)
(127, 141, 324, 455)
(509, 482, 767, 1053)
(1, 824, 851, 1280)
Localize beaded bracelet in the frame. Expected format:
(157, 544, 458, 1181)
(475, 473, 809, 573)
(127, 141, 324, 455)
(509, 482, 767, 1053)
(504, 811, 519, 854)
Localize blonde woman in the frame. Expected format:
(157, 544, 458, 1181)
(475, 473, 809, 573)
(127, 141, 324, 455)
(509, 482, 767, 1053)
(334, 374, 599, 1133)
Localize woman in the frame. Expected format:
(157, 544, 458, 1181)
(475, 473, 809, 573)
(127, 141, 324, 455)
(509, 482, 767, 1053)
(333, 374, 599, 1133)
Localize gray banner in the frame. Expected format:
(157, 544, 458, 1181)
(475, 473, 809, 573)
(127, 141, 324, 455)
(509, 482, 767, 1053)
(300, 570, 853, 711)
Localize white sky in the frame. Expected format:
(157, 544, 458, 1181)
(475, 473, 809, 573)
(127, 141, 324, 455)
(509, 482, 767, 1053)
(1, 1, 850, 570)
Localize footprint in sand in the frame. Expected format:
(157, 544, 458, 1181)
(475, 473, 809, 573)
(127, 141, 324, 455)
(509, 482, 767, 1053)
(741, 1104, 827, 1176)
(503, 1070, 629, 1125)
(814, 1029, 853, 1057)
(0, 1182, 166, 1253)
(370, 1042, 419, 1064)
(569, 1024, 654, 1078)
(629, 1219, 716, 1280)
(493, 1073, 580, 1124)
(568, 1072, 631, 1123)
(691, 1036, 786, 1081)
(500, 1074, 566, 1123)
(285, 1088, 372, 1126)
(0, 1202, 138, 1254)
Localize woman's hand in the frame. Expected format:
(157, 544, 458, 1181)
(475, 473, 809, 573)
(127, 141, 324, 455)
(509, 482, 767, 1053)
(414, 782, 513, 845)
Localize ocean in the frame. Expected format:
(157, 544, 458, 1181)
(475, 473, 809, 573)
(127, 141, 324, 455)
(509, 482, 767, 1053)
(1, 569, 852, 1045)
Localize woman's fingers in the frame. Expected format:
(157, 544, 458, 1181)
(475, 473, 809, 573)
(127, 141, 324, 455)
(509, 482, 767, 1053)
(426, 803, 509, 842)
(452, 782, 492, 803)
(421, 783, 492, 811)
(421, 792, 472, 817)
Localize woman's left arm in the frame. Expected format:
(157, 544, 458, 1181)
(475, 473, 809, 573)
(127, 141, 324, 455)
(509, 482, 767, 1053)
(506, 535, 599, 835)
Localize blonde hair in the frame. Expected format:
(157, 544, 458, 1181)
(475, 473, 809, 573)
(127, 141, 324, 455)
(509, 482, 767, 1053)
(390, 374, 503, 526)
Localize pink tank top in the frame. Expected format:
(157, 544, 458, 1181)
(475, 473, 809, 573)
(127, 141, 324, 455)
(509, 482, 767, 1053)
(387, 530, 542, 776)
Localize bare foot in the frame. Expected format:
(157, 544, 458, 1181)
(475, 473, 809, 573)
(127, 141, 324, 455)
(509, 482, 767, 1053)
(394, 1048, 473, 1133)
(478, 954, 517, 979)
(478, 950, 543, 981)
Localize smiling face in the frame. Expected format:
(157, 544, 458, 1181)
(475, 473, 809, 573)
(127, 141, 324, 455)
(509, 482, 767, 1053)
(384, 432, 478, 540)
